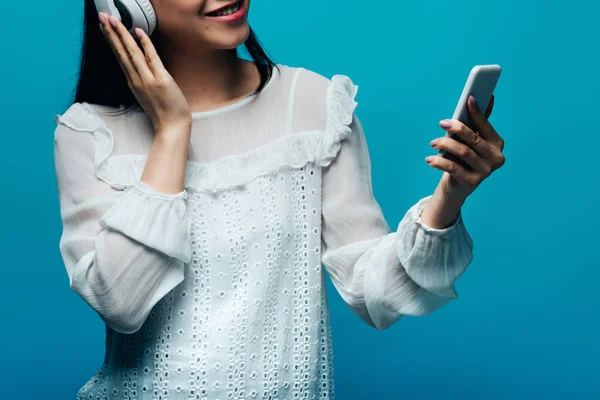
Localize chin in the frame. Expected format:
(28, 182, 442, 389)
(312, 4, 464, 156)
(209, 26, 251, 50)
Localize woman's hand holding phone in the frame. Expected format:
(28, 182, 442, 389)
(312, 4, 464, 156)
(98, 13, 192, 139)
(420, 91, 505, 230)
(426, 65, 506, 201)
(427, 93, 505, 201)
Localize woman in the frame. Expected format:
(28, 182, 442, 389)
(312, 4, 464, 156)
(53, 0, 506, 398)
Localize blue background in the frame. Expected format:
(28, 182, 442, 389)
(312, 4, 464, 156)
(0, 0, 598, 399)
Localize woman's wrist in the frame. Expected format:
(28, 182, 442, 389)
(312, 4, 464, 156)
(154, 120, 192, 143)
(420, 186, 466, 229)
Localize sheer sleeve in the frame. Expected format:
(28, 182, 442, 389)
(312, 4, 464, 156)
(320, 81, 474, 330)
(54, 108, 192, 334)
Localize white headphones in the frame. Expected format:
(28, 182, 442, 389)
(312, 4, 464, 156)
(94, 0, 157, 35)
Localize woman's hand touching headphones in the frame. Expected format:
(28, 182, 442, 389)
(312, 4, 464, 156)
(98, 13, 192, 138)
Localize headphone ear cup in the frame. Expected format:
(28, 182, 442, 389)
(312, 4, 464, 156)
(106, 0, 150, 34)
(136, 0, 157, 34)
(112, 0, 134, 30)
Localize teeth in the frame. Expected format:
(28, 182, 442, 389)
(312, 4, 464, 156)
(214, 3, 240, 16)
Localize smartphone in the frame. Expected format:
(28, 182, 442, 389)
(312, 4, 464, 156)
(438, 64, 502, 169)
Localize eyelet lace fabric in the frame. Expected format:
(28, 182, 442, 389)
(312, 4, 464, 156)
(53, 65, 474, 399)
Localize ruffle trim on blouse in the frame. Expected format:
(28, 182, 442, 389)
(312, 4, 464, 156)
(98, 179, 192, 263)
(54, 75, 359, 194)
(395, 195, 474, 299)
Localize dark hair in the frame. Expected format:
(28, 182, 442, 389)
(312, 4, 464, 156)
(74, 0, 277, 108)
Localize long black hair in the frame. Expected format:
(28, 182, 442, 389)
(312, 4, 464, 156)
(74, 0, 277, 108)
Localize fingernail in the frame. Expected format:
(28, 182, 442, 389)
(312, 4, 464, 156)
(469, 95, 479, 109)
(439, 120, 452, 129)
(98, 12, 106, 24)
(429, 139, 438, 147)
(135, 27, 143, 38)
(425, 156, 434, 163)
(109, 16, 118, 29)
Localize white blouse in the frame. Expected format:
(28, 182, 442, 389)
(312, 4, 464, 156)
(54, 64, 473, 399)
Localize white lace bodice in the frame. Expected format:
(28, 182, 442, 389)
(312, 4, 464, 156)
(53, 64, 474, 399)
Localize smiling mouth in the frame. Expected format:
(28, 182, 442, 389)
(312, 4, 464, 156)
(205, 1, 243, 17)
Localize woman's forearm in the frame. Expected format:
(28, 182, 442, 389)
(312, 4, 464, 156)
(141, 126, 191, 194)
(420, 182, 466, 229)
